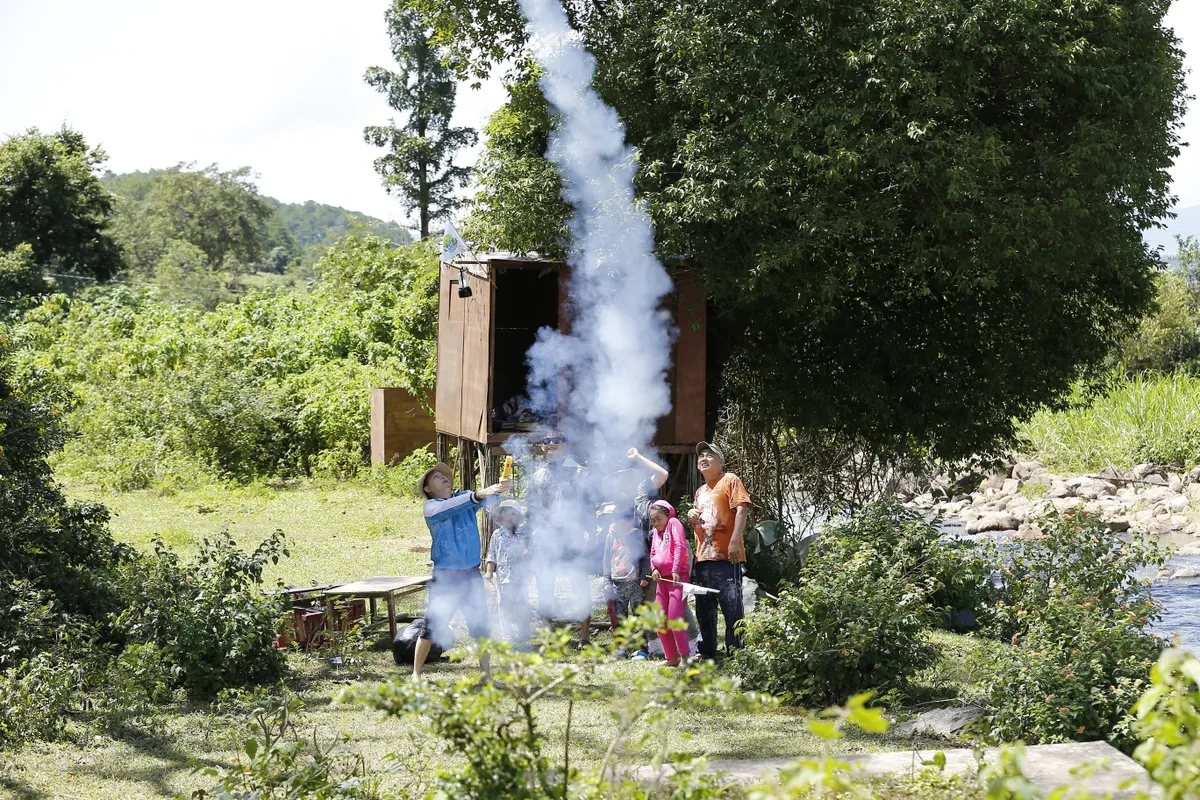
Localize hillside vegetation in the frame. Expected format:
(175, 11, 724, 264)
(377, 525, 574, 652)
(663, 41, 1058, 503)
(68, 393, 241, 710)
(10, 235, 438, 489)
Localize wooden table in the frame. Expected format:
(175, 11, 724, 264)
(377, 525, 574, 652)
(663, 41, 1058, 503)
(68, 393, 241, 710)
(323, 576, 430, 639)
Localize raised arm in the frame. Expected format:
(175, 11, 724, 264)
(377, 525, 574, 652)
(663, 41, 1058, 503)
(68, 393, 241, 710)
(626, 448, 669, 489)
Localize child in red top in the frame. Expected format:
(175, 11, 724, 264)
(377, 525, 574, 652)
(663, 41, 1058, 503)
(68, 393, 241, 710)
(649, 500, 690, 665)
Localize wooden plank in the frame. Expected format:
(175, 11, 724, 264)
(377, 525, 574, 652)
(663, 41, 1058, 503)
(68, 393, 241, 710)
(325, 576, 430, 595)
(460, 268, 494, 443)
(435, 267, 464, 437)
(672, 270, 707, 445)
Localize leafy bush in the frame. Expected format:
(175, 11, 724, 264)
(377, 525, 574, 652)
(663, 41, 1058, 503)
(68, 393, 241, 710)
(1134, 648, 1200, 797)
(1018, 370, 1200, 472)
(115, 530, 291, 699)
(984, 589, 1161, 750)
(0, 332, 129, 646)
(732, 503, 957, 705)
(982, 511, 1167, 749)
(10, 234, 439, 487)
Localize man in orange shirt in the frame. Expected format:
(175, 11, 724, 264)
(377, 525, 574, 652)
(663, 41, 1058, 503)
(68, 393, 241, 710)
(687, 441, 751, 659)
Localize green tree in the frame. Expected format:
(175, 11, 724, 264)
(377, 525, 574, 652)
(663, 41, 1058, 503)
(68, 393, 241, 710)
(0, 330, 124, 650)
(406, 0, 1187, 461)
(364, 1, 477, 238)
(155, 239, 234, 311)
(1110, 271, 1200, 373)
(0, 245, 46, 302)
(0, 127, 123, 282)
(110, 164, 276, 275)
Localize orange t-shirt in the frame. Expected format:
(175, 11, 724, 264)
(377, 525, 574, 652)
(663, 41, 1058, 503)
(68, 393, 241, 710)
(693, 472, 751, 563)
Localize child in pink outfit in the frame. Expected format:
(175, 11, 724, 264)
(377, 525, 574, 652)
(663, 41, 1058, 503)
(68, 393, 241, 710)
(649, 500, 690, 665)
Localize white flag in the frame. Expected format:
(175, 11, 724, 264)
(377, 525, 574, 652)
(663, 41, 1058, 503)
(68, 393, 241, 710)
(440, 220, 470, 264)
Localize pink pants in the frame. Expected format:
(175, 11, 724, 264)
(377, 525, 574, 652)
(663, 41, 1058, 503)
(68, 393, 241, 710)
(655, 582, 690, 660)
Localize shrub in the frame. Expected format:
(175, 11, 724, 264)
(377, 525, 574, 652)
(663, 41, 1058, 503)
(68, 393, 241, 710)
(985, 511, 1168, 642)
(982, 511, 1167, 749)
(732, 503, 955, 705)
(114, 529, 291, 699)
(984, 588, 1161, 750)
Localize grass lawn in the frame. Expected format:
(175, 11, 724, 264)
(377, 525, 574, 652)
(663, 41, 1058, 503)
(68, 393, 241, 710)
(0, 481, 997, 800)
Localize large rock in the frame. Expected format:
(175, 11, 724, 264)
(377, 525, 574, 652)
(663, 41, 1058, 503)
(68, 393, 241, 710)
(1175, 541, 1200, 556)
(1048, 484, 1075, 499)
(979, 471, 1008, 492)
(1185, 466, 1200, 486)
(1001, 478, 1022, 495)
(1099, 465, 1126, 482)
(1072, 479, 1116, 500)
(1106, 517, 1132, 533)
(1012, 460, 1045, 481)
(1142, 486, 1173, 503)
(894, 706, 985, 739)
(966, 513, 1020, 534)
(1170, 566, 1200, 579)
(1170, 474, 1185, 494)
(1142, 473, 1170, 487)
(1132, 463, 1168, 480)
(1164, 494, 1191, 513)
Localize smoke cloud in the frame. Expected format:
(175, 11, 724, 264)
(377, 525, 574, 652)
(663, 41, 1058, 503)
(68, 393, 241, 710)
(498, 0, 676, 632)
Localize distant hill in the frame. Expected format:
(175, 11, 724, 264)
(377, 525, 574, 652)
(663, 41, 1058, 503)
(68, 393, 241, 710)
(265, 197, 412, 249)
(101, 169, 412, 254)
(1145, 204, 1200, 256)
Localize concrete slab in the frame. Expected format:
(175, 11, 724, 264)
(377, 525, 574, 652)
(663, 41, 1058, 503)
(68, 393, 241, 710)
(635, 741, 1158, 798)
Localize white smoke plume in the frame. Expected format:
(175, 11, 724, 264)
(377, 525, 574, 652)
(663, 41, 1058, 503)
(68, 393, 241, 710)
(520, 0, 674, 461)
(498, 0, 677, 632)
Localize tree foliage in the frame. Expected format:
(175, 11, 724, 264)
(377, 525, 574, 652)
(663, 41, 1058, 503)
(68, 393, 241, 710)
(0, 330, 126, 660)
(364, 1, 477, 238)
(0, 244, 46, 302)
(109, 163, 277, 277)
(0, 127, 123, 283)
(408, 0, 1188, 461)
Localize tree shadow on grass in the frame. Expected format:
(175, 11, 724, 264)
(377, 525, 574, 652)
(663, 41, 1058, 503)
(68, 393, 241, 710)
(71, 717, 231, 799)
(0, 769, 49, 800)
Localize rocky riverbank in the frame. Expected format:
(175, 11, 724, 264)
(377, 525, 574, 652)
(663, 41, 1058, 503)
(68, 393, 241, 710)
(903, 460, 1200, 570)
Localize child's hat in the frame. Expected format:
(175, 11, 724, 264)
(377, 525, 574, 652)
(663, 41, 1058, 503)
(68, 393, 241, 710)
(417, 462, 454, 499)
(496, 499, 524, 520)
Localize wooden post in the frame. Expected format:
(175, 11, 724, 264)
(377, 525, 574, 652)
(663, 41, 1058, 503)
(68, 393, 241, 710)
(436, 432, 452, 466)
(477, 444, 503, 559)
(386, 592, 397, 640)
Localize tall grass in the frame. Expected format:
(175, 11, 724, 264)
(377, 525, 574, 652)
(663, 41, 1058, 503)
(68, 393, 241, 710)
(1018, 371, 1200, 473)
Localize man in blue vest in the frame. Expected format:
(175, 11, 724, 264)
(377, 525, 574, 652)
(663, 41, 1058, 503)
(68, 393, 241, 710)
(412, 461, 510, 679)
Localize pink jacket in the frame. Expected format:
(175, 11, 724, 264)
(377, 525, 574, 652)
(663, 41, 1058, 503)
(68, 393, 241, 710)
(649, 501, 689, 580)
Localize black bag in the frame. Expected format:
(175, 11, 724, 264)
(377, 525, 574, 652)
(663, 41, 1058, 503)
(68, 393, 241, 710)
(392, 618, 443, 665)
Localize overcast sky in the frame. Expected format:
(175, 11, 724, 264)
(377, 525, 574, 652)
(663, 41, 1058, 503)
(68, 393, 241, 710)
(0, 0, 1197, 231)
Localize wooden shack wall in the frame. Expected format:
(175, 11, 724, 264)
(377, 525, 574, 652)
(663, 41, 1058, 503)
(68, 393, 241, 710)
(370, 388, 435, 465)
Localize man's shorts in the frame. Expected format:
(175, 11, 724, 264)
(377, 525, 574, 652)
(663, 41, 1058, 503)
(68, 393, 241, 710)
(420, 567, 491, 650)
